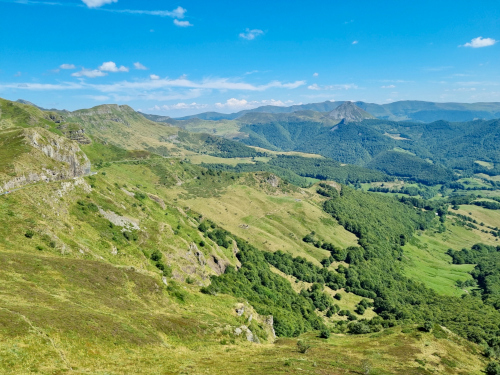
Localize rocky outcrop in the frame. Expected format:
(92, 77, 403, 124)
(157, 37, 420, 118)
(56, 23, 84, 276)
(0, 128, 91, 193)
(266, 174, 279, 187)
(24, 128, 91, 177)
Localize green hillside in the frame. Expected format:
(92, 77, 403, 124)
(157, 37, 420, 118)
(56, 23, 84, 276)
(3, 96, 500, 373)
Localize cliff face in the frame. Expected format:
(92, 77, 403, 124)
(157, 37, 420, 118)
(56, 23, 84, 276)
(0, 128, 91, 193)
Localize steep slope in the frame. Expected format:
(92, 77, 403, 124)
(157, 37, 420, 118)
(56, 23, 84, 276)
(0, 127, 90, 193)
(328, 101, 376, 123)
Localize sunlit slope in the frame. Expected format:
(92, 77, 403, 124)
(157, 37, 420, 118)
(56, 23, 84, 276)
(165, 174, 358, 265)
(402, 203, 500, 296)
(63, 104, 182, 154)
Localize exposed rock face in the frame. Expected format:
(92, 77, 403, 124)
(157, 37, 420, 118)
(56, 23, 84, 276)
(67, 129, 91, 144)
(0, 128, 91, 193)
(265, 315, 276, 339)
(329, 101, 376, 123)
(98, 207, 140, 231)
(234, 325, 260, 343)
(24, 128, 91, 177)
(209, 255, 228, 275)
(266, 174, 279, 187)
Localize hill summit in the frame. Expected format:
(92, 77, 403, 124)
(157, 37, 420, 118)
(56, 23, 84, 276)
(328, 101, 376, 122)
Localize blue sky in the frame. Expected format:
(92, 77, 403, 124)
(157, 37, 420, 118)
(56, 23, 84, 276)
(0, 0, 499, 116)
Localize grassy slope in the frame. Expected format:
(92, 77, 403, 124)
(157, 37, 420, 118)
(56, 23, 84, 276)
(0, 155, 491, 373)
(402, 203, 500, 296)
(168, 177, 358, 266)
(63, 105, 184, 156)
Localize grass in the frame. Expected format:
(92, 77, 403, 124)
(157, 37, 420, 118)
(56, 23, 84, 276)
(171, 180, 358, 266)
(456, 205, 500, 230)
(187, 154, 257, 166)
(474, 160, 494, 169)
(0, 126, 493, 374)
(402, 203, 500, 296)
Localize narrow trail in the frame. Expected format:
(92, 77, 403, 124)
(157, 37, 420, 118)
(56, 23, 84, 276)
(0, 306, 73, 371)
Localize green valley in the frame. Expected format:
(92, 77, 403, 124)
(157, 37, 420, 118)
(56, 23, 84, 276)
(2, 96, 500, 374)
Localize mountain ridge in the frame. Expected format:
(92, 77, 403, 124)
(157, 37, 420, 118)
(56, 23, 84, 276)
(170, 99, 500, 123)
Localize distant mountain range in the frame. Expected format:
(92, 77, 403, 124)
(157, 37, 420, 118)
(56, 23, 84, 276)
(173, 100, 500, 123)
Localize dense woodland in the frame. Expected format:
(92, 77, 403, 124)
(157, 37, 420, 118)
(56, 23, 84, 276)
(202, 182, 500, 361)
(224, 113, 500, 184)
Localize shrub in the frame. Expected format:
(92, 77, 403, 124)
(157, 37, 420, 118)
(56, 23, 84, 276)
(134, 192, 147, 200)
(486, 362, 500, 375)
(25, 230, 35, 239)
(422, 321, 433, 332)
(151, 250, 162, 262)
(355, 305, 366, 315)
(155, 262, 165, 271)
(297, 340, 311, 353)
(320, 329, 330, 339)
(334, 293, 342, 300)
(348, 322, 371, 334)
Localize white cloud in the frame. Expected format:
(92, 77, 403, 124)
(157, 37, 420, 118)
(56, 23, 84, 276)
(215, 98, 290, 110)
(81, 0, 117, 8)
(113, 6, 187, 18)
(239, 28, 264, 40)
(150, 74, 160, 80)
(307, 83, 358, 90)
(150, 102, 208, 111)
(173, 19, 193, 27)
(99, 61, 129, 72)
(72, 69, 107, 78)
(91, 77, 306, 93)
(7, 1, 189, 20)
(0, 82, 84, 90)
(352, 40, 358, 44)
(381, 85, 396, 88)
(462, 37, 497, 48)
(60, 64, 76, 70)
(133, 62, 148, 70)
(313, 72, 319, 77)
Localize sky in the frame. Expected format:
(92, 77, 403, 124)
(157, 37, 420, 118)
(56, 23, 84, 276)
(0, 0, 499, 117)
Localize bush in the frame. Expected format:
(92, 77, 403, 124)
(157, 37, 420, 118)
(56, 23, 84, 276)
(297, 340, 311, 353)
(348, 322, 371, 334)
(25, 230, 35, 239)
(334, 293, 342, 300)
(355, 305, 366, 315)
(155, 262, 165, 271)
(134, 192, 147, 200)
(422, 321, 433, 332)
(320, 329, 330, 339)
(486, 362, 500, 375)
(151, 250, 162, 262)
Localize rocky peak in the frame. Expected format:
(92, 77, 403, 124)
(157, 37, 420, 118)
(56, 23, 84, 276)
(329, 101, 376, 123)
